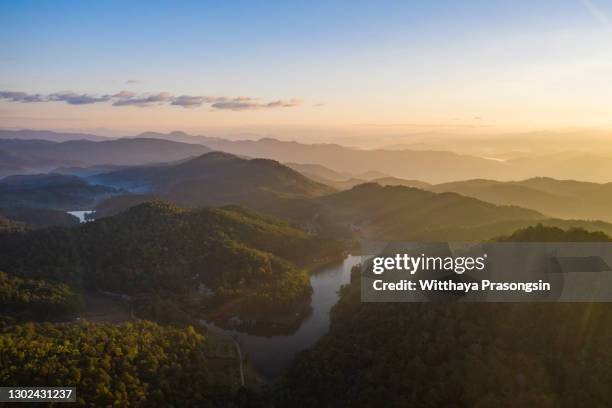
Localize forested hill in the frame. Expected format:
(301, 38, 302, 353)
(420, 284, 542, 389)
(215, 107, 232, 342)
(0, 173, 120, 210)
(0, 201, 344, 320)
(318, 183, 542, 239)
(91, 152, 334, 217)
(274, 225, 612, 407)
(317, 183, 612, 240)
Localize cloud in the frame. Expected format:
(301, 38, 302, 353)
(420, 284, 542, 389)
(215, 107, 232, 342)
(126, 79, 142, 84)
(264, 99, 302, 108)
(48, 92, 112, 105)
(0, 91, 110, 104)
(171, 95, 205, 108)
(112, 92, 173, 107)
(212, 98, 302, 111)
(211, 100, 258, 110)
(0, 91, 46, 103)
(0, 89, 305, 111)
(113, 90, 136, 98)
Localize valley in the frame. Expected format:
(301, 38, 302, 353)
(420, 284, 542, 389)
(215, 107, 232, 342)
(1, 129, 612, 406)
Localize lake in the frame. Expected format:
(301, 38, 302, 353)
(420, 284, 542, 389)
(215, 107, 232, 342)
(67, 210, 95, 223)
(201, 254, 362, 379)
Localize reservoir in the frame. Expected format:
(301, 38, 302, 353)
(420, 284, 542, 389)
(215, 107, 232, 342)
(201, 254, 361, 379)
(67, 210, 95, 223)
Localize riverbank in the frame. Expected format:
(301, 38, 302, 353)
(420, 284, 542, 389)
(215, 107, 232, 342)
(199, 255, 362, 379)
(202, 248, 352, 333)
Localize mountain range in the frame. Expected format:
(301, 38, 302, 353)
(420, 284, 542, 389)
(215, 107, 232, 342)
(5, 129, 612, 183)
(90, 152, 334, 219)
(281, 162, 612, 223)
(88, 155, 612, 241)
(0, 135, 210, 176)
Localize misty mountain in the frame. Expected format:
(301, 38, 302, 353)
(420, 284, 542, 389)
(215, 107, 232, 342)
(301, 167, 612, 223)
(0, 129, 111, 142)
(317, 183, 543, 240)
(5, 129, 612, 183)
(157, 132, 612, 183)
(186, 137, 509, 183)
(431, 177, 612, 222)
(370, 177, 431, 189)
(285, 162, 354, 182)
(0, 173, 120, 210)
(316, 183, 612, 240)
(91, 152, 334, 216)
(0, 137, 211, 176)
(53, 164, 130, 177)
(69, 130, 506, 183)
(505, 152, 612, 183)
(284, 163, 398, 190)
(319, 175, 432, 191)
(0, 149, 83, 178)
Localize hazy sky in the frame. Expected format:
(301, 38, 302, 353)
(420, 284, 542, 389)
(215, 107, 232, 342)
(2, 0, 612, 139)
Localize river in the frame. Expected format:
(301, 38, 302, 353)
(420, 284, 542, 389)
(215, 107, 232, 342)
(201, 254, 362, 379)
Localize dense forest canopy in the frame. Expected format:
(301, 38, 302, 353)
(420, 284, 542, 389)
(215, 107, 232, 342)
(272, 226, 612, 407)
(0, 204, 610, 406)
(0, 201, 345, 321)
(0, 271, 80, 321)
(0, 321, 238, 407)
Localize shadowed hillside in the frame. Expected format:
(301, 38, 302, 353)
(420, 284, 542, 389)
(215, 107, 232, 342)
(0, 173, 120, 210)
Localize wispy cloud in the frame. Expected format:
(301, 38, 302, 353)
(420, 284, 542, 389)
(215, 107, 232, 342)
(48, 92, 112, 105)
(0, 90, 303, 111)
(171, 95, 206, 108)
(0, 91, 46, 103)
(126, 79, 142, 84)
(112, 92, 173, 107)
(211, 97, 302, 111)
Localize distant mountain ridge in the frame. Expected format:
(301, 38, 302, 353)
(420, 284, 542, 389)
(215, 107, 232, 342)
(430, 177, 612, 222)
(4, 129, 612, 183)
(0, 129, 111, 142)
(284, 161, 612, 223)
(316, 183, 612, 240)
(0, 134, 211, 177)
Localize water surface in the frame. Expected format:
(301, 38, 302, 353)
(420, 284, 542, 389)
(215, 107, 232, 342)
(202, 254, 361, 379)
(67, 210, 95, 223)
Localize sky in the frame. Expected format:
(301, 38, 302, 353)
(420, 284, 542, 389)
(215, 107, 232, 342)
(2, 0, 612, 142)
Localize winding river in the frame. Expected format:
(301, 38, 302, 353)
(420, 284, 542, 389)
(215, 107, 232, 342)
(202, 254, 362, 379)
